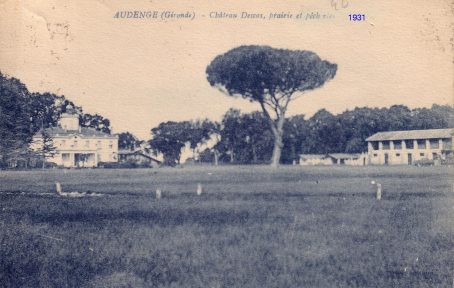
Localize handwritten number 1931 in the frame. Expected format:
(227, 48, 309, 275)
(349, 14, 366, 21)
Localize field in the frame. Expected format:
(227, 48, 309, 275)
(0, 166, 453, 287)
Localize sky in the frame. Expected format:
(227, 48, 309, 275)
(0, 0, 453, 140)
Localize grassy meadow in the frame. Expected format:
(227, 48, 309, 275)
(0, 165, 453, 287)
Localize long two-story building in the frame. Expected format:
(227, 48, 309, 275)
(366, 128, 454, 165)
(31, 105, 118, 168)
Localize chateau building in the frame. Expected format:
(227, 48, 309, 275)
(31, 105, 118, 168)
(366, 128, 454, 165)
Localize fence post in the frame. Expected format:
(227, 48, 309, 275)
(376, 183, 382, 200)
(196, 183, 203, 196)
(55, 182, 62, 195)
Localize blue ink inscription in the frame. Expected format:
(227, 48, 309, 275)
(348, 14, 366, 21)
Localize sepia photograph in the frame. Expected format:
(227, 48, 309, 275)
(0, 0, 453, 287)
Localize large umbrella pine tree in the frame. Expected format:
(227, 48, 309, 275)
(206, 45, 337, 167)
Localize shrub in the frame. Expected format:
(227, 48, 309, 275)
(413, 158, 434, 166)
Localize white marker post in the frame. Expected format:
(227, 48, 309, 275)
(155, 188, 162, 200)
(376, 183, 382, 200)
(55, 182, 62, 195)
(196, 183, 203, 196)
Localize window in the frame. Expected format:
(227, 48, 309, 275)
(371, 142, 379, 150)
(417, 139, 426, 149)
(429, 139, 439, 149)
(382, 141, 390, 150)
(442, 138, 452, 150)
(393, 141, 402, 150)
(420, 153, 425, 157)
(62, 153, 70, 162)
(405, 140, 414, 149)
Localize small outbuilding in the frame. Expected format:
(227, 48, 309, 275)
(118, 149, 161, 168)
(326, 153, 366, 166)
(300, 153, 367, 166)
(299, 154, 333, 166)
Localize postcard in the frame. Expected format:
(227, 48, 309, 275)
(0, 1, 453, 287)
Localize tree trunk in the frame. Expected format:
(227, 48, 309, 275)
(271, 133, 283, 167)
(252, 145, 257, 162)
(291, 144, 296, 163)
(257, 96, 290, 168)
(214, 150, 219, 166)
(270, 117, 285, 168)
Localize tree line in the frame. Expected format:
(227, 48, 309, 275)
(141, 104, 454, 166)
(1, 70, 453, 168)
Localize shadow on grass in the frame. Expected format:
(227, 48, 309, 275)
(12, 205, 257, 228)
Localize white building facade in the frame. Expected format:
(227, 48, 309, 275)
(300, 153, 368, 166)
(31, 106, 118, 168)
(366, 128, 454, 165)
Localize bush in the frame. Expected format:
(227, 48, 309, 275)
(98, 162, 119, 169)
(413, 158, 434, 166)
(45, 162, 58, 168)
(439, 153, 453, 165)
(98, 161, 153, 169)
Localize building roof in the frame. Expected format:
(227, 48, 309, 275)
(300, 154, 328, 160)
(118, 149, 161, 163)
(36, 127, 117, 138)
(366, 128, 454, 142)
(328, 153, 360, 160)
